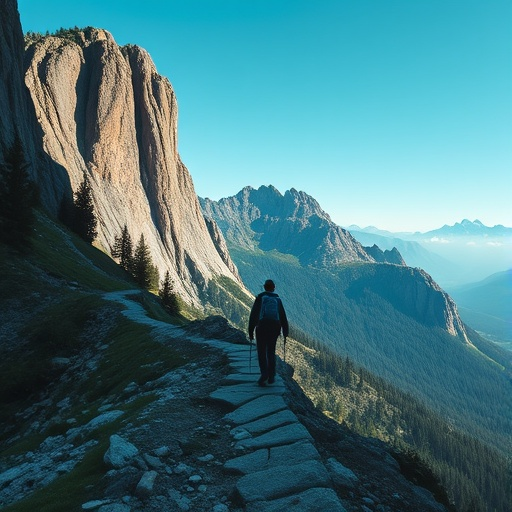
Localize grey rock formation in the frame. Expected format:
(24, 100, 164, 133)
(364, 244, 406, 265)
(5, 22, 244, 306)
(104, 434, 139, 469)
(201, 185, 377, 267)
(0, 0, 70, 205)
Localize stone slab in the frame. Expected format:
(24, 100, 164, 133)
(223, 396, 288, 425)
(221, 345, 252, 354)
(236, 459, 331, 503)
(223, 382, 286, 394)
(224, 441, 320, 475)
(245, 487, 347, 512)
(223, 373, 263, 384)
(229, 360, 258, 370)
(210, 383, 285, 407)
(223, 374, 284, 385)
(235, 422, 312, 450)
(232, 409, 298, 436)
(224, 448, 268, 475)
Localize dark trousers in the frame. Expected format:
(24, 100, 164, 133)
(255, 321, 281, 379)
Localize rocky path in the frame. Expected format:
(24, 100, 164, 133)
(1, 290, 446, 512)
(103, 290, 348, 511)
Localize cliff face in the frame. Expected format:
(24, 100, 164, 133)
(21, 27, 242, 303)
(201, 185, 378, 268)
(0, 0, 32, 156)
(0, 0, 70, 205)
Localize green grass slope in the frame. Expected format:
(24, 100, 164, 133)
(0, 212, 186, 452)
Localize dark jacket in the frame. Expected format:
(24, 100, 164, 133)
(248, 291, 289, 339)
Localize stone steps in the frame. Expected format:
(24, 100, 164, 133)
(207, 342, 348, 511)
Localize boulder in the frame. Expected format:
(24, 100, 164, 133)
(104, 435, 139, 469)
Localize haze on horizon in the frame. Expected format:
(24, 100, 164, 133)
(18, 0, 512, 233)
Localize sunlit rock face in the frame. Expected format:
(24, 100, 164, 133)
(23, 27, 242, 304)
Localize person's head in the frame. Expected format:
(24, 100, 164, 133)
(263, 279, 275, 292)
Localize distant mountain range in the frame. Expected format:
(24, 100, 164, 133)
(348, 219, 512, 238)
(348, 220, 512, 288)
(423, 219, 512, 238)
(447, 269, 512, 346)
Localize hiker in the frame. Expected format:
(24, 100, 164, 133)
(248, 279, 289, 386)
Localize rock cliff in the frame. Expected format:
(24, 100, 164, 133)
(201, 185, 382, 268)
(0, 0, 70, 206)
(18, 24, 242, 304)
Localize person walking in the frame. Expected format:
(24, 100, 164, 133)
(248, 279, 289, 386)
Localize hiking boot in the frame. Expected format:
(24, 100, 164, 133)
(257, 376, 267, 387)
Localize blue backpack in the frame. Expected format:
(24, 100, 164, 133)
(259, 295, 280, 322)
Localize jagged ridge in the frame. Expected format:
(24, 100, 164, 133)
(201, 185, 406, 267)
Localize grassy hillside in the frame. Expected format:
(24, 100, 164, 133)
(0, 212, 188, 437)
(229, 246, 512, 457)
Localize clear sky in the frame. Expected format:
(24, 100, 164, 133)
(18, 0, 512, 232)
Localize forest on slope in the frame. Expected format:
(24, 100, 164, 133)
(282, 331, 511, 512)
(230, 247, 512, 459)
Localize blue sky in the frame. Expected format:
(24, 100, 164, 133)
(18, 0, 512, 231)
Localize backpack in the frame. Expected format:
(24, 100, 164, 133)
(259, 295, 280, 322)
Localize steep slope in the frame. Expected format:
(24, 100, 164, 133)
(21, 26, 242, 306)
(200, 187, 512, 457)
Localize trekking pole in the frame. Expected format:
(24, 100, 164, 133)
(283, 336, 287, 363)
(249, 337, 253, 374)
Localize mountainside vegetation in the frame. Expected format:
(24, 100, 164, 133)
(281, 332, 511, 512)
(230, 247, 512, 458)
(2, 210, 510, 511)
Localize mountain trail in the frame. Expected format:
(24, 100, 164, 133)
(100, 290, 348, 511)
(0, 290, 447, 512)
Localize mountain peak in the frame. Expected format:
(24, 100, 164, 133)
(202, 186, 389, 268)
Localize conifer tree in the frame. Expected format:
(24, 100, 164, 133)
(111, 224, 133, 272)
(132, 234, 159, 289)
(0, 135, 37, 248)
(73, 172, 97, 243)
(159, 270, 180, 315)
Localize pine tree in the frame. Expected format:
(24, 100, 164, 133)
(111, 224, 133, 272)
(159, 270, 180, 315)
(357, 367, 364, 390)
(132, 234, 159, 290)
(73, 172, 97, 243)
(0, 135, 37, 249)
